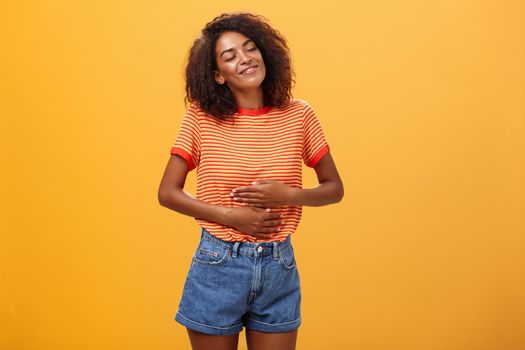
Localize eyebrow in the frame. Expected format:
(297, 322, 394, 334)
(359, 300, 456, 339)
(219, 39, 254, 58)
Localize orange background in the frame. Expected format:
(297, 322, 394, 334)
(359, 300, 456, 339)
(1, 1, 524, 349)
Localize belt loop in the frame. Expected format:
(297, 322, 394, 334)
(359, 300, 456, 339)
(232, 242, 240, 258)
(272, 241, 279, 260)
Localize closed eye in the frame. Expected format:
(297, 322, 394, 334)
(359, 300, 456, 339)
(225, 48, 257, 61)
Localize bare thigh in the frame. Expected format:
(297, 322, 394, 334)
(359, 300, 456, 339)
(246, 329, 298, 350)
(187, 328, 240, 350)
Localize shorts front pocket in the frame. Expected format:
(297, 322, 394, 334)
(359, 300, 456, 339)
(192, 241, 230, 266)
(278, 243, 297, 270)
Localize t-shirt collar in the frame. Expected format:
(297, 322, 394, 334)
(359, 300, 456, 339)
(235, 105, 272, 116)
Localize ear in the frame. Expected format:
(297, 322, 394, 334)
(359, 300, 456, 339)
(214, 70, 225, 85)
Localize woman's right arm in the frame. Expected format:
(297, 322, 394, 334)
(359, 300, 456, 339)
(158, 154, 226, 223)
(157, 155, 283, 238)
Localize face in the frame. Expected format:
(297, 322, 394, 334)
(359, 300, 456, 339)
(214, 31, 266, 94)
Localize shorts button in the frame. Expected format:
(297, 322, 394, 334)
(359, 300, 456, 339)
(257, 246, 263, 253)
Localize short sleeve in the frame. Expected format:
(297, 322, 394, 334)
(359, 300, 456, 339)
(302, 101, 330, 168)
(170, 103, 201, 171)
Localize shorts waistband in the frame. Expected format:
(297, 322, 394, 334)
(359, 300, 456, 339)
(200, 227, 292, 259)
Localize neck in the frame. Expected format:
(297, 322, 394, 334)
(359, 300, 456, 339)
(231, 86, 264, 109)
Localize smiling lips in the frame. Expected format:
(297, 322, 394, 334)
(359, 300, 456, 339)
(239, 65, 258, 74)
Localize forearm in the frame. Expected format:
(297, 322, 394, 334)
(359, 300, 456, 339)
(158, 189, 229, 225)
(288, 180, 344, 207)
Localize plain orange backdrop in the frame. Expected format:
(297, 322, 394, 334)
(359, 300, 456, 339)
(1, 1, 524, 349)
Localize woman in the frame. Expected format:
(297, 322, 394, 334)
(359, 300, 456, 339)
(158, 12, 344, 350)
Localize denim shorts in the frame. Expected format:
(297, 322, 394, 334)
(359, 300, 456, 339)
(174, 227, 302, 335)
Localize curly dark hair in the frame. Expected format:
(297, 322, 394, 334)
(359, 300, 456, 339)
(184, 12, 295, 120)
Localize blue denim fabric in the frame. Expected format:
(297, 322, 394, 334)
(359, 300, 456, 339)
(175, 227, 302, 335)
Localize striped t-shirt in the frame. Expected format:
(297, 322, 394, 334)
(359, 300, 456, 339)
(170, 98, 330, 242)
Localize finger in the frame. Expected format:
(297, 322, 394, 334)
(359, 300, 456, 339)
(234, 192, 263, 199)
(232, 197, 264, 205)
(243, 203, 267, 208)
(262, 219, 284, 228)
(252, 207, 269, 212)
(235, 197, 263, 204)
(263, 211, 282, 218)
(252, 179, 271, 184)
(234, 198, 263, 206)
(267, 219, 285, 226)
(231, 186, 258, 194)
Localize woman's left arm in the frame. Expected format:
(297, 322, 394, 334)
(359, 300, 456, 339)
(231, 152, 344, 208)
(287, 151, 344, 207)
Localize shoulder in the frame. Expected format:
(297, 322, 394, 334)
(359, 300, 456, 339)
(288, 98, 309, 108)
(182, 102, 211, 124)
(279, 98, 312, 114)
(186, 102, 203, 116)
(186, 102, 225, 125)
(286, 99, 319, 120)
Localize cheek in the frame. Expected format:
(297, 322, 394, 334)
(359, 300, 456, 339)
(259, 64, 267, 78)
(258, 59, 266, 72)
(217, 61, 234, 75)
(224, 64, 238, 77)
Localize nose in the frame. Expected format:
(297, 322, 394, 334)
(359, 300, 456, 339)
(239, 51, 252, 64)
